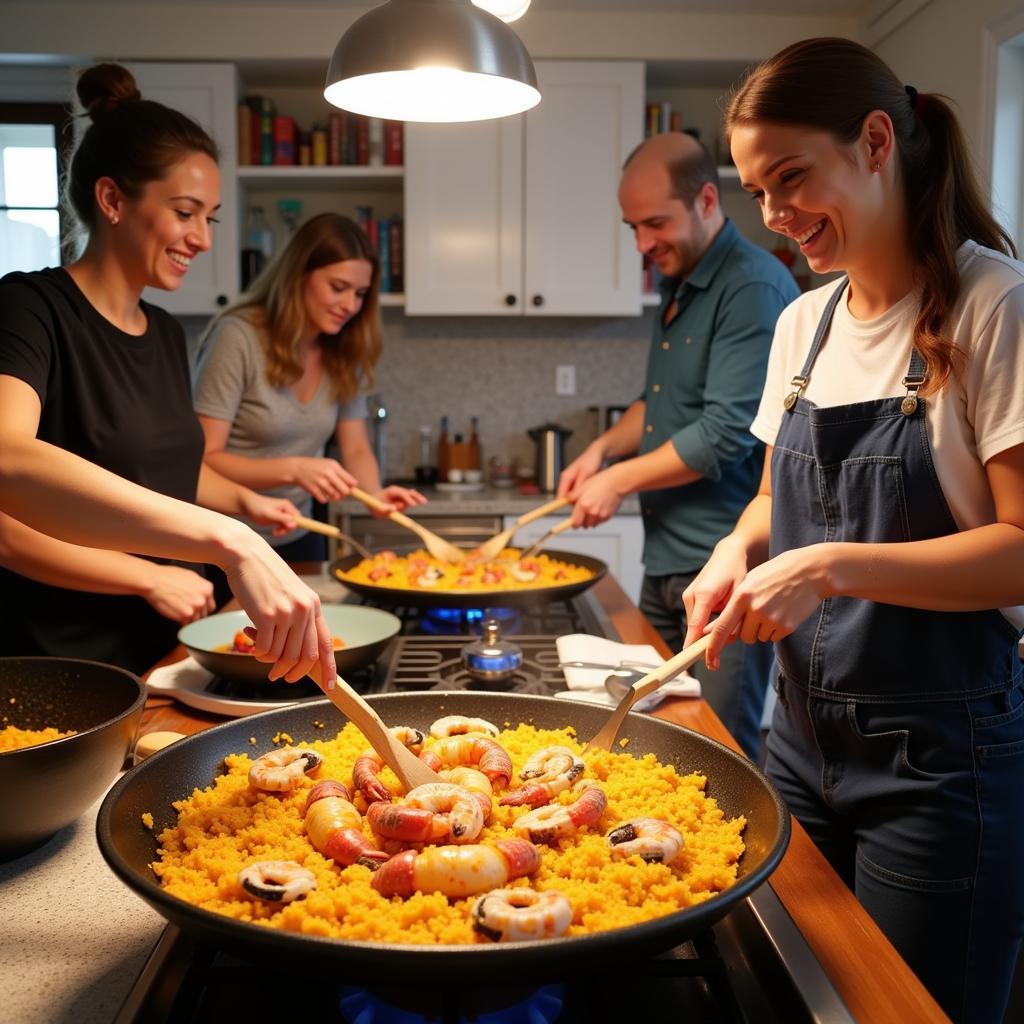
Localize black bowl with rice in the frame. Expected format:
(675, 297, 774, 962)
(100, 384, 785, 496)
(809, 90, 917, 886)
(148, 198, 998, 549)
(0, 656, 146, 859)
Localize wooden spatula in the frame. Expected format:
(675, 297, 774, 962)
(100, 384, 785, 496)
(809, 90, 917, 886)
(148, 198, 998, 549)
(348, 487, 465, 564)
(583, 634, 712, 753)
(473, 496, 571, 561)
(520, 515, 574, 560)
(309, 665, 440, 791)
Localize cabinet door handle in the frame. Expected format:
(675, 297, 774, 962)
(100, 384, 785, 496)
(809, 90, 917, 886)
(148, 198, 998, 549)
(532, 294, 544, 307)
(505, 294, 517, 306)
(216, 294, 228, 307)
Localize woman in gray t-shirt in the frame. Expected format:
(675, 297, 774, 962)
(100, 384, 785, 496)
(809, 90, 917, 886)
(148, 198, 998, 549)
(194, 213, 424, 584)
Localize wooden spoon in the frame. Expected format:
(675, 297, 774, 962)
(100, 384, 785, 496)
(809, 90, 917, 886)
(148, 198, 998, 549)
(348, 487, 466, 564)
(583, 634, 712, 753)
(519, 515, 574, 560)
(473, 496, 571, 561)
(293, 516, 372, 559)
(308, 665, 441, 791)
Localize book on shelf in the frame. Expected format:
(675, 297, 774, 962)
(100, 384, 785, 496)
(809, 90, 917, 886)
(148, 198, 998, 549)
(258, 97, 274, 166)
(378, 219, 391, 293)
(237, 103, 251, 166)
(388, 216, 403, 294)
(328, 113, 345, 166)
(272, 116, 295, 166)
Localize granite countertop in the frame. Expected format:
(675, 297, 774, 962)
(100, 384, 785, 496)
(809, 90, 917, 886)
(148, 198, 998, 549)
(334, 483, 640, 516)
(1, 782, 164, 1023)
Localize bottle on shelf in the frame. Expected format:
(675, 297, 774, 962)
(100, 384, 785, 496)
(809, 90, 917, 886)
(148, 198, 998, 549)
(245, 205, 274, 277)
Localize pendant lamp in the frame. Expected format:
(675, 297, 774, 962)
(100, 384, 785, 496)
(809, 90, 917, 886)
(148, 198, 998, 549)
(472, 0, 531, 21)
(324, 0, 540, 123)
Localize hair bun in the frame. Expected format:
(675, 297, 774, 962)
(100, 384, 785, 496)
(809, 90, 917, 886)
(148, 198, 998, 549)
(76, 63, 142, 119)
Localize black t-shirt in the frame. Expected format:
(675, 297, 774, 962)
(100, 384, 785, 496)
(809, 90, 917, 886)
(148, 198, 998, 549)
(0, 267, 205, 674)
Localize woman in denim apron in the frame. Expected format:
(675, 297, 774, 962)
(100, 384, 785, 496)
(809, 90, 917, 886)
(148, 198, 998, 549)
(682, 39, 1024, 1023)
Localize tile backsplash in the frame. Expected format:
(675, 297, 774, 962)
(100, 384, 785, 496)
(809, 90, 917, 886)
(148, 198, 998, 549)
(182, 309, 653, 482)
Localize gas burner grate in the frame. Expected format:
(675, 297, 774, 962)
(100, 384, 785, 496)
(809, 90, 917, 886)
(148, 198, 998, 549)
(382, 636, 567, 696)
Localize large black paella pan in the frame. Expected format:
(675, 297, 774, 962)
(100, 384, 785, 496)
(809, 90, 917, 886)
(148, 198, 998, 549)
(97, 693, 789, 982)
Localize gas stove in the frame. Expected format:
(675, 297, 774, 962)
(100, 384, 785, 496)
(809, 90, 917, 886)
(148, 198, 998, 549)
(115, 881, 852, 1023)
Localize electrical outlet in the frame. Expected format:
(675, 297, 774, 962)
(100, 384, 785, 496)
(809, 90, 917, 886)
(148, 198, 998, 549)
(556, 364, 576, 396)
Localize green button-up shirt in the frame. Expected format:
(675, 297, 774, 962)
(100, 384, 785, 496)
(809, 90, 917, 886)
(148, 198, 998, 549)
(640, 219, 799, 575)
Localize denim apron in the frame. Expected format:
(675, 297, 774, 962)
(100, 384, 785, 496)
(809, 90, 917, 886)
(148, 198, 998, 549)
(764, 281, 1024, 1024)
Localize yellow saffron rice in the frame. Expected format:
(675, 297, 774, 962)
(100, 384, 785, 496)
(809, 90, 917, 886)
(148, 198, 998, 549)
(153, 723, 745, 944)
(0, 725, 75, 753)
(337, 548, 593, 593)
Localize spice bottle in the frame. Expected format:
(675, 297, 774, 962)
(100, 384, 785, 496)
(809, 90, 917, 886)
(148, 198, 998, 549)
(468, 416, 481, 470)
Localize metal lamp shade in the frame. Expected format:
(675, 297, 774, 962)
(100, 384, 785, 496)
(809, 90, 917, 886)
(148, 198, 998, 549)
(324, 0, 540, 123)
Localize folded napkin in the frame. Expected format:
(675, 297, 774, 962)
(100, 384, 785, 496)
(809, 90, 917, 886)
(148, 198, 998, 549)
(554, 633, 700, 712)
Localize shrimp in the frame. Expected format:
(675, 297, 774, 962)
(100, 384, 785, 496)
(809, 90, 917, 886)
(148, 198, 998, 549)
(499, 745, 584, 808)
(420, 735, 512, 790)
(366, 782, 484, 845)
(513, 780, 607, 844)
(304, 780, 388, 868)
(411, 566, 444, 587)
(429, 715, 500, 740)
(238, 860, 316, 903)
(471, 887, 573, 942)
(352, 726, 426, 804)
(440, 765, 493, 823)
(606, 817, 685, 865)
(247, 747, 322, 792)
(371, 838, 541, 899)
(510, 558, 541, 583)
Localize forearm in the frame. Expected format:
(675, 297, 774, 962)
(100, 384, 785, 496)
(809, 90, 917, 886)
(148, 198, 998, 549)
(0, 513, 157, 597)
(0, 436, 253, 569)
(608, 441, 701, 493)
(345, 447, 382, 492)
(203, 449, 301, 492)
(824, 524, 1024, 611)
(195, 463, 256, 517)
(718, 494, 772, 569)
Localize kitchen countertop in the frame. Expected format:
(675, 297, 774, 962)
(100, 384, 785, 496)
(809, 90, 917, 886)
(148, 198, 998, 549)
(333, 482, 641, 516)
(3, 570, 948, 1023)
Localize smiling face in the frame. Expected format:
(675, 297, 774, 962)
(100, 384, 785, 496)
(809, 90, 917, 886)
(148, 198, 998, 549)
(114, 152, 221, 292)
(618, 160, 717, 280)
(730, 121, 887, 277)
(301, 258, 373, 338)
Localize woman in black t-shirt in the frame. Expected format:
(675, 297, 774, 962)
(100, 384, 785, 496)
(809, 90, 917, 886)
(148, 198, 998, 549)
(0, 64, 336, 684)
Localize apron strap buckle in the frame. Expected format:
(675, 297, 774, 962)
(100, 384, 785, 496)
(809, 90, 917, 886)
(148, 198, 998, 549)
(900, 374, 926, 416)
(784, 375, 808, 412)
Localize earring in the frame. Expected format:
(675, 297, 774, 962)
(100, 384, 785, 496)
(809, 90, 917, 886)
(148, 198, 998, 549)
(872, 162, 882, 172)
(110, 215, 119, 225)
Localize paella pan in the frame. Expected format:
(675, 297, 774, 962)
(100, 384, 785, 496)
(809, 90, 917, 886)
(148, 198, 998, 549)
(97, 692, 789, 982)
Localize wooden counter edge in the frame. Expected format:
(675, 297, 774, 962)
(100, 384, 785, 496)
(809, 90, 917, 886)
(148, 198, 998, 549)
(140, 571, 948, 1024)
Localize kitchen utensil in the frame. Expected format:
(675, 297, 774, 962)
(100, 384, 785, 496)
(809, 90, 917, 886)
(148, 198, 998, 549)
(520, 515, 574, 560)
(585, 634, 713, 752)
(293, 516, 372, 559)
(1, 657, 145, 858)
(558, 660, 660, 672)
(461, 619, 522, 681)
(472, 495, 570, 561)
(330, 547, 606, 610)
(175, 605, 400, 684)
(604, 668, 654, 697)
(528, 423, 573, 493)
(97, 691, 789, 980)
(349, 487, 466, 564)
(308, 667, 440, 792)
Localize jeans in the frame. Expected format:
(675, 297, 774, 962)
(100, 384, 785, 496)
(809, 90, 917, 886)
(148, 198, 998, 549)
(639, 571, 773, 760)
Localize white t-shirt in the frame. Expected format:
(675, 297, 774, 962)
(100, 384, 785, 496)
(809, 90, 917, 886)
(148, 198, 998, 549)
(751, 240, 1024, 630)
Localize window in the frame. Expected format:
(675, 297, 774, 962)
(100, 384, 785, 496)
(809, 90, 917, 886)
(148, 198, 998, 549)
(0, 102, 71, 276)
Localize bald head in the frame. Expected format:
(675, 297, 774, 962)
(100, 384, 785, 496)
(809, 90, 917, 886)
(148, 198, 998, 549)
(621, 131, 720, 205)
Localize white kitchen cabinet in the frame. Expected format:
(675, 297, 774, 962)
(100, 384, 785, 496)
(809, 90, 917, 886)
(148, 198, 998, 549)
(405, 61, 644, 316)
(509, 514, 644, 604)
(126, 63, 240, 315)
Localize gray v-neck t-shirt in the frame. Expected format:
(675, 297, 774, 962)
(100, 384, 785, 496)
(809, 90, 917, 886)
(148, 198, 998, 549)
(194, 315, 368, 542)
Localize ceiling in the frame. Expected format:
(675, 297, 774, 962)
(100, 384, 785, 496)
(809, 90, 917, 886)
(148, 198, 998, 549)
(25, 0, 870, 10)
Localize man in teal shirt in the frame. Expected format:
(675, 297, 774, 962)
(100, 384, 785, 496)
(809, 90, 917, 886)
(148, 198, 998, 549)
(559, 131, 798, 758)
